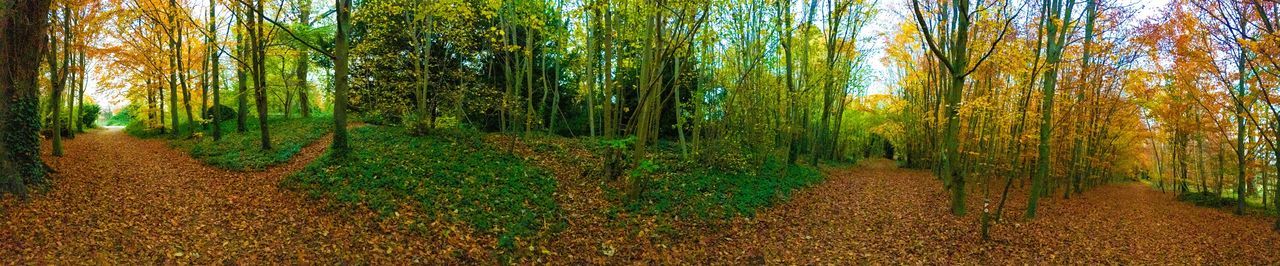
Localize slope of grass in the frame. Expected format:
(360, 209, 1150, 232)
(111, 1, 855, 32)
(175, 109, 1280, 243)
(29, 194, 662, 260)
(283, 126, 562, 252)
(127, 115, 331, 170)
(623, 156, 823, 221)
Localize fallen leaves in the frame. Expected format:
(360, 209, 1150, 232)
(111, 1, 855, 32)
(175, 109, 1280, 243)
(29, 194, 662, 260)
(0, 128, 477, 264)
(3, 130, 1279, 264)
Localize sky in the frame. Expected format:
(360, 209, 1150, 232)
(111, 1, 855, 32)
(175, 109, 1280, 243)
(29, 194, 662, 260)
(86, 0, 1172, 113)
(860, 0, 1170, 95)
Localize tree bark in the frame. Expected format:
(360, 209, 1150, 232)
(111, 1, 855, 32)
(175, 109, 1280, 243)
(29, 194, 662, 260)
(331, 0, 352, 156)
(210, 0, 222, 140)
(1, 0, 55, 199)
(296, 0, 312, 118)
(235, 7, 249, 133)
(252, 0, 272, 150)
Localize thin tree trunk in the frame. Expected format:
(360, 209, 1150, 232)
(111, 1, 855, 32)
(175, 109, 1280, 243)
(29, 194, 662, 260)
(1029, 0, 1076, 219)
(179, 24, 196, 135)
(252, 0, 272, 150)
(75, 49, 86, 131)
(169, 0, 182, 138)
(296, 0, 312, 118)
(236, 9, 249, 133)
(210, 0, 222, 140)
(331, 0, 352, 155)
(47, 8, 72, 156)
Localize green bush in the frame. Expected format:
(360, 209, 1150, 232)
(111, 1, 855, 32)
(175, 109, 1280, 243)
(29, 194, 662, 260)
(284, 126, 562, 253)
(106, 106, 135, 126)
(1178, 192, 1236, 208)
(203, 104, 238, 122)
(79, 104, 101, 128)
(124, 121, 165, 138)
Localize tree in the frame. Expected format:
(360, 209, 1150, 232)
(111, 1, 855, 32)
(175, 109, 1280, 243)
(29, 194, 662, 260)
(47, 6, 74, 156)
(628, 0, 709, 198)
(1, 0, 55, 199)
(332, 0, 351, 155)
(210, 0, 222, 140)
(294, 0, 312, 118)
(236, 4, 249, 133)
(910, 0, 1016, 216)
(1028, 0, 1078, 219)
(248, 0, 271, 150)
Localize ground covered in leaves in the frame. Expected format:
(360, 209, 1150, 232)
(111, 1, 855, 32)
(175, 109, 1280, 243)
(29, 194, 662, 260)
(2, 129, 1279, 263)
(0, 127, 482, 263)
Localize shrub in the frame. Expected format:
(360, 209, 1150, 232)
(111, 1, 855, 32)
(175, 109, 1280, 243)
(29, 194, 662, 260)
(79, 104, 101, 128)
(203, 104, 238, 122)
(106, 106, 136, 126)
(124, 121, 165, 138)
(1178, 192, 1236, 208)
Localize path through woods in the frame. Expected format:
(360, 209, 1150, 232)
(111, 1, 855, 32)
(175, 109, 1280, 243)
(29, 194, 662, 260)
(660, 165, 1280, 264)
(2, 129, 1279, 263)
(0, 128, 479, 263)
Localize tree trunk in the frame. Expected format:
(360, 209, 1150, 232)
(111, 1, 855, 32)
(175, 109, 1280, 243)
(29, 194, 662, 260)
(236, 10, 249, 133)
(252, 0, 272, 150)
(0, 0, 54, 199)
(586, 2, 599, 137)
(75, 49, 86, 131)
(169, 0, 182, 138)
(210, 0, 222, 140)
(47, 8, 72, 156)
(179, 24, 196, 135)
(1028, 0, 1075, 219)
(296, 0, 312, 118)
(331, 0, 352, 156)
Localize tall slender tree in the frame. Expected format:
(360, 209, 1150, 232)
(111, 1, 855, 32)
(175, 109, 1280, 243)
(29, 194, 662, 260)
(910, 0, 1015, 215)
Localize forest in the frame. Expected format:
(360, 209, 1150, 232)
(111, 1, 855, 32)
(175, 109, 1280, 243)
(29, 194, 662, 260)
(1, 0, 1280, 263)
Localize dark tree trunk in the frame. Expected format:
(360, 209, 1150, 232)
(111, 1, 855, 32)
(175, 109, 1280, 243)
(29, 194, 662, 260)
(0, 0, 55, 199)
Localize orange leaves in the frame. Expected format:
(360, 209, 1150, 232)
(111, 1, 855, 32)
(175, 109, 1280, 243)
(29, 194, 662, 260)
(0, 129, 483, 264)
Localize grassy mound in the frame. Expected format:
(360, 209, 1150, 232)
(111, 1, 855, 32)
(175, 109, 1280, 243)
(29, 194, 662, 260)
(283, 126, 561, 251)
(624, 156, 823, 221)
(127, 116, 331, 171)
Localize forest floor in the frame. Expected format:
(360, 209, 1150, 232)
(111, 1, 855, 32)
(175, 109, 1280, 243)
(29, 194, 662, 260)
(0, 127, 470, 263)
(2, 128, 1280, 263)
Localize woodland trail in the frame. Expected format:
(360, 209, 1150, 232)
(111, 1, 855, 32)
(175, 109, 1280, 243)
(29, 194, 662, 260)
(0, 127, 462, 264)
(659, 164, 1280, 264)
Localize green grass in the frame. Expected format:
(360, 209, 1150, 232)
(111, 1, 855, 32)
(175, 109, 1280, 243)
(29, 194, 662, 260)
(127, 115, 331, 171)
(1178, 191, 1238, 208)
(623, 155, 824, 221)
(283, 126, 562, 251)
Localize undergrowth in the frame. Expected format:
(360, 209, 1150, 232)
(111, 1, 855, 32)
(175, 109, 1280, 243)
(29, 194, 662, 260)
(127, 115, 331, 170)
(589, 138, 826, 222)
(282, 126, 562, 254)
(622, 157, 823, 221)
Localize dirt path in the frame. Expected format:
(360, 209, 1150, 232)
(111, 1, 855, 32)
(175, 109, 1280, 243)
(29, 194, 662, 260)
(660, 166, 1280, 264)
(0, 128, 453, 264)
